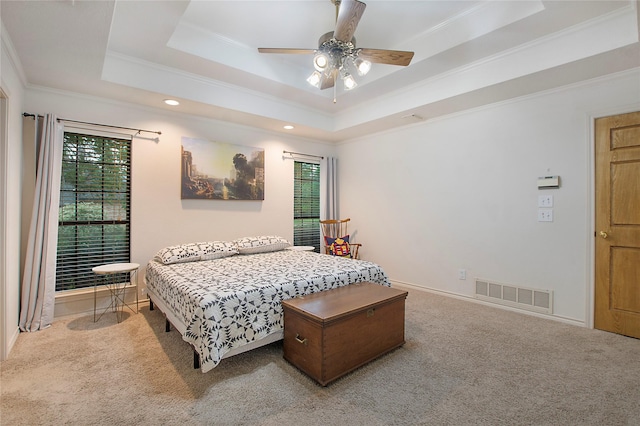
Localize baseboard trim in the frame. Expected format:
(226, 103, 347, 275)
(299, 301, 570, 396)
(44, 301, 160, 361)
(4, 325, 20, 360)
(390, 279, 586, 328)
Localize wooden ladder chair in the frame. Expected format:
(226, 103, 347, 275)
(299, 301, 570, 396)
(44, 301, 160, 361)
(319, 218, 362, 259)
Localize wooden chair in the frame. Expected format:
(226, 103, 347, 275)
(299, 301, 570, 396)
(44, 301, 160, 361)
(319, 218, 362, 259)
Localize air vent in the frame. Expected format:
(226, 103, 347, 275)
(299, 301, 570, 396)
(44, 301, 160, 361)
(475, 279, 553, 314)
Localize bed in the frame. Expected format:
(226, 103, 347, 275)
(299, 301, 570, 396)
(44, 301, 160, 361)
(144, 237, 390, 372)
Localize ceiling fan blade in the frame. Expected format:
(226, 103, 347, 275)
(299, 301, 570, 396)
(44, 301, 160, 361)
(258, 48, 315, 55)
(333, 0, 366, 43)
(320, 69, 337, 90)
(358, 48, 415, 66)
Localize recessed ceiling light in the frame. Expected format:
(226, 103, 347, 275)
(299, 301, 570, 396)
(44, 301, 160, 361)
(164, 99, 180, 106)
(283, 125, 294, 130)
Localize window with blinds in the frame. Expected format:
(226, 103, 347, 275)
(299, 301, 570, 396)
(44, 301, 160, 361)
(293, 161, 320, 252)
(56, 132, 131, 291)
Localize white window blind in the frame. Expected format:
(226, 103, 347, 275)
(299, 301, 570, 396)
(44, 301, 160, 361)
(56, 132, 131, 291)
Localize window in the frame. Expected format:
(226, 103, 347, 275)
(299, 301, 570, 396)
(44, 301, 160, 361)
(56, 132, 131, 291)
(293, 161, 320, 252)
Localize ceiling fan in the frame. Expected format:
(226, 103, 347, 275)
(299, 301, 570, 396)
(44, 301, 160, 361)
(258, 0, 414, 99)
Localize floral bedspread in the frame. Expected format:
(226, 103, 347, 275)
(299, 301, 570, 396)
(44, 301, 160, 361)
(145, 250, 390, 372)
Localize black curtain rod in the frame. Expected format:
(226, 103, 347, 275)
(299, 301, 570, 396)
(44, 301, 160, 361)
(23, 113, 162, 135)
(283, 150, 324, 160)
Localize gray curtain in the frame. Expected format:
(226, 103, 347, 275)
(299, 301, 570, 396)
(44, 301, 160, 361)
(320, 156, 338, 250)
(19, 114, 63, 332)
(321, 156, 338, 220)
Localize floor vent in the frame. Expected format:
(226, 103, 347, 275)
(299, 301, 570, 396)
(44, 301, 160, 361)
(475, 279, 553, 314)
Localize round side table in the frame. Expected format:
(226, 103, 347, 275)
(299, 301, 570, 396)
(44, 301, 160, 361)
(286, 246, 315, 251)
(92, 262, 139, 323)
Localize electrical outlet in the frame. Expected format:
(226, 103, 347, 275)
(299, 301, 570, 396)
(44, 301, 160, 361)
(458, 269, 466, 280)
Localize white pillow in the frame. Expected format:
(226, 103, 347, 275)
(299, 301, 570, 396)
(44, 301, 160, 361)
(233, 236, 291, 254)
(154, 241, 238, 265)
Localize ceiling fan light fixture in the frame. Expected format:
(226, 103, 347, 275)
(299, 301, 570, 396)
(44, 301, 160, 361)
(354, 57, 371, 76)
(307, 71, 322, 88)
(342, 72, 357, 90)
(313, 52, 330, 71)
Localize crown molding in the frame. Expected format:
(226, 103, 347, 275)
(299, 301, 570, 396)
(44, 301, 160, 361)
(335, 3, 639, 131)
(1, 22, 28, 87)
(101, 51, 336, 131)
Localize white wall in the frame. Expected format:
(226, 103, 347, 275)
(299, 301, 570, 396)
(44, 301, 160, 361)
(25, 88, 336, 304)
(11, 54, 640, 336)
(1, 28, 26, 360)
(338, 69, 640, 325)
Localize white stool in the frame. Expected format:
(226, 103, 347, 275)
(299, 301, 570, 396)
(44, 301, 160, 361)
(286, 246, 315, 251)
(92, 263, 139, 323)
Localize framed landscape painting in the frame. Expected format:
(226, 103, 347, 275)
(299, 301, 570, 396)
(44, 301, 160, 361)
(181, 137, 264, 200)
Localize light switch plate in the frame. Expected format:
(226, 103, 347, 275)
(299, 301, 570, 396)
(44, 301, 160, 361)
(538, 195, 553, 207)
(538, 208, 553, 222)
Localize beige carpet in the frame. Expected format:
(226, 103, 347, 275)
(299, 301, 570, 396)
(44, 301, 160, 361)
(1, 288, 639, 426)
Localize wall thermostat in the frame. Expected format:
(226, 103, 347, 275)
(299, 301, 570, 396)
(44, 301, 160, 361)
(537, 176, 560, 189)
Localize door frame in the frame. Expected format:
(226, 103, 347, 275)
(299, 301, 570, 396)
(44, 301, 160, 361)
(587, 105, 640, 330)
(0, 87, 8, 361)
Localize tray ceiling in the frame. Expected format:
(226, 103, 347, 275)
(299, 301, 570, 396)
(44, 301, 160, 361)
(2, 0, 638, 142)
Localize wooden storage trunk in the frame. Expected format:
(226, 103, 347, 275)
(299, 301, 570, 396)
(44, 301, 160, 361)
(282, 282, 408, 386)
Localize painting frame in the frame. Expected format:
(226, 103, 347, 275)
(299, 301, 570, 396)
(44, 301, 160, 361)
(181, 137, 265, 200)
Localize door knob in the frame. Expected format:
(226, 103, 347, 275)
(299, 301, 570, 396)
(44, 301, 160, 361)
(599, 231, 608, 239)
